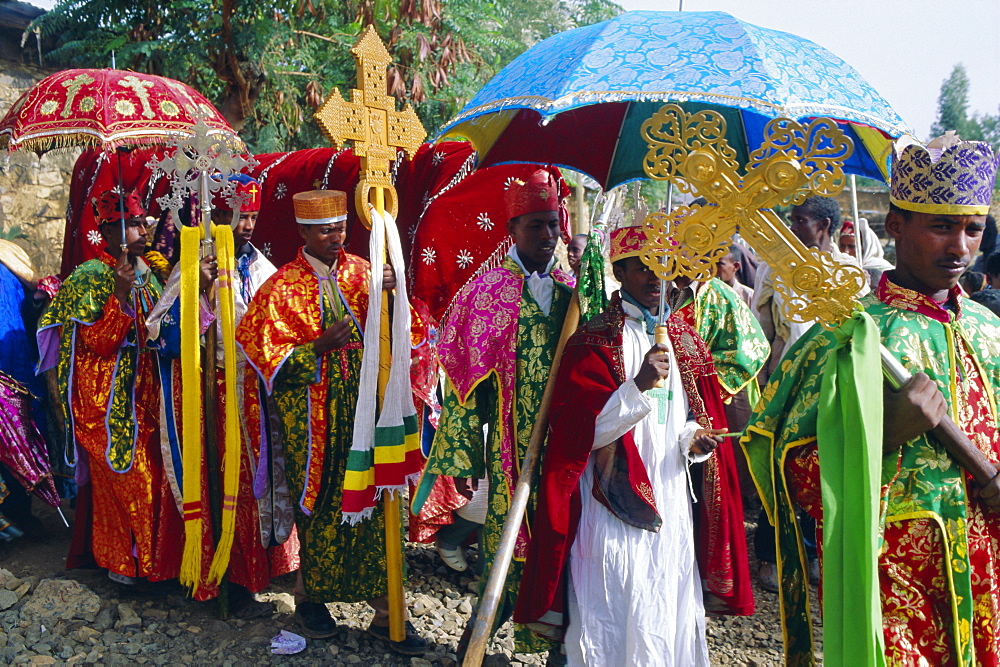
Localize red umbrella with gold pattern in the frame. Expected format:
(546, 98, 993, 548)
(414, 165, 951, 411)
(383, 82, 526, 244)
(0, 68, 239, 154)
(0, 68, 241, 253)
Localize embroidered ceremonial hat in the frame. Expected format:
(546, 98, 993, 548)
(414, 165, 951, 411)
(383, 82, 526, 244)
(92, 188, 145, 225)
(610, 226, 646, 262)
(891, 132, 999, 215)
(213, 174, 262, 213)
(504, 168, 562, 219)
(292, 190, 348, 225)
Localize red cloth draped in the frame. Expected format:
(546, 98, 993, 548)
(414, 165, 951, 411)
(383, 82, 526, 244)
(62, 148, 171, 277)
(514, 295, 753, 636)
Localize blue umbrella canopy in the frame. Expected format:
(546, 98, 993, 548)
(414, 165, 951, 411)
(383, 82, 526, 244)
(439, 11, 912, 187)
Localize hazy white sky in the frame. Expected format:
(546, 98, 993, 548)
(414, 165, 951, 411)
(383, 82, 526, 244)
(27, 0, 1000, 139)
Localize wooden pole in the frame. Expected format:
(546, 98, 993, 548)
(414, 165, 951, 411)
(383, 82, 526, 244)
(850, 175, 862, 260)
(462, 291, 581, 666)
(374, 186, 407, 642)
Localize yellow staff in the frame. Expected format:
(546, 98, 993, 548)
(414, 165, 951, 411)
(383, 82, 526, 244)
(314, 26, 426, 642)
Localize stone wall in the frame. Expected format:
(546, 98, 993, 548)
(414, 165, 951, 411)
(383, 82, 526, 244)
(0, 63, 79, 278)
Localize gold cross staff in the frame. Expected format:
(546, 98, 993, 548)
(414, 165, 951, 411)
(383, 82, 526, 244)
(315, 25, 425, 229)
(314, 25, 426, 644)
(637, 104, 867, 328)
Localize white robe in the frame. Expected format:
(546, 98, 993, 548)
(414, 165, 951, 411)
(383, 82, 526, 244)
(565, 301, 710, 667)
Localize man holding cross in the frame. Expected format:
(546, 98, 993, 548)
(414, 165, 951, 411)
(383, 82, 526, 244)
(743, 135, 1000, 664)
(237, 190, 427, 654)
(515, 226, 734, 664)
(146, 174, 299, 609)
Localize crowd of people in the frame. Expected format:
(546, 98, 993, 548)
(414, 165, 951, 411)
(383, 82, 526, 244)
(0, 130, 998, 666)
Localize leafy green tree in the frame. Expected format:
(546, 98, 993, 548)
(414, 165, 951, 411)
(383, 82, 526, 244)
(29, 0, 621, 153)
(930, 64, 975, 138)
(930, 63, 1000, 151)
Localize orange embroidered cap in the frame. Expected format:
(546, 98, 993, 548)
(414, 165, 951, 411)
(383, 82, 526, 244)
(293, 190, 348, 225)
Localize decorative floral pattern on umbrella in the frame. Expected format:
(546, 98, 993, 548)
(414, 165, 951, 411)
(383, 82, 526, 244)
(0, 69, 239, 154)
(439, 11, 911, 186)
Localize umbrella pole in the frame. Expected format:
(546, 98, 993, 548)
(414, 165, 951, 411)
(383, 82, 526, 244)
(850, 175, 862, 260)
(462, 290, 581, 667)
(374, 185, 407, 643)
(116, 150, 128, 255)
(198, 171, 228, 619)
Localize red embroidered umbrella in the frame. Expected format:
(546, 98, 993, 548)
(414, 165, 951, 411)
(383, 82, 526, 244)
(0, 69, 239, 154)
(0, 69, 240, 253)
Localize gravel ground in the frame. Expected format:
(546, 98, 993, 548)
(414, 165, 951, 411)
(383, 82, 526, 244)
(0, 499, 820, 665)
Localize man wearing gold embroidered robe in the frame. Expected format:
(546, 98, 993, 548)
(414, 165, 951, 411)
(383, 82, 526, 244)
(147, 175, 299, 606)
(413, 168, 575, 654)
(37, 189, 181, 584)
(236, 190, 426, 654)
(744, 136, 1000, 665)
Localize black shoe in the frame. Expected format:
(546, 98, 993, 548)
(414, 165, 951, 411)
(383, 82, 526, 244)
(366, 620, 428, 656)
(295, 601, 339, 639)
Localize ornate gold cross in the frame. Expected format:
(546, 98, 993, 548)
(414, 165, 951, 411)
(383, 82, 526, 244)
(314, 25, 426, 226)
(638, 104, 868, 327)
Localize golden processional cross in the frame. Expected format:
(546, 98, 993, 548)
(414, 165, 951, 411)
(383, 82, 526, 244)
(314, 25, 426, 644)
(637, 103, 867, 327)
(315, 25, 425, 227)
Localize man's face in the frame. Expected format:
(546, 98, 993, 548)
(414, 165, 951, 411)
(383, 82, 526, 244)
(299, 221, 347, 265)
(233, 211, 259, 246)
(788, 206, 829, 249)
(101, 217, 148, 257)
(716, 254, 739, 284)
(213, 210, 259, 247)
(885, 209, 986, 295)
(839, 234, 857, 257)
(507, 210, 560, 270)
(613, 256, 661, 311)
(567, 235, 587, 272)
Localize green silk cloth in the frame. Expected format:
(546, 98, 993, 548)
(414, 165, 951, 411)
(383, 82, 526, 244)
(678, 278, 769, 398)
(422, 280, 569, 653)
(816, 311, 885, 667)
(743, 285, 1000, 666)
(576, 228, 608, 322)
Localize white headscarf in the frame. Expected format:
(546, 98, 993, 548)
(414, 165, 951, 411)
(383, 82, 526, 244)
(852, 218, 894, 271)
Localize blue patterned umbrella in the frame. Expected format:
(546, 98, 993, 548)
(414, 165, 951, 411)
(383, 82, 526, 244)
(438, 11, 912, 187)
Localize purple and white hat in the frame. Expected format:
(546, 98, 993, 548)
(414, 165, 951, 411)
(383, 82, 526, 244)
(891, 132, 998, 216)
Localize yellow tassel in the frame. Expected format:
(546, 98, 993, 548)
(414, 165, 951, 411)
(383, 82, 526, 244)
(206, 224, 242, 584)
(178, 226, 204, 591)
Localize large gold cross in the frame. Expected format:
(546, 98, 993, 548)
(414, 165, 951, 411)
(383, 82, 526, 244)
(314, 25, 426, 226)
(638, 104, 868, 328)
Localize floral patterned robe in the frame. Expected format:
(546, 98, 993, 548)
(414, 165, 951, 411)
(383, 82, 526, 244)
(744, 272, 1000, 666)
